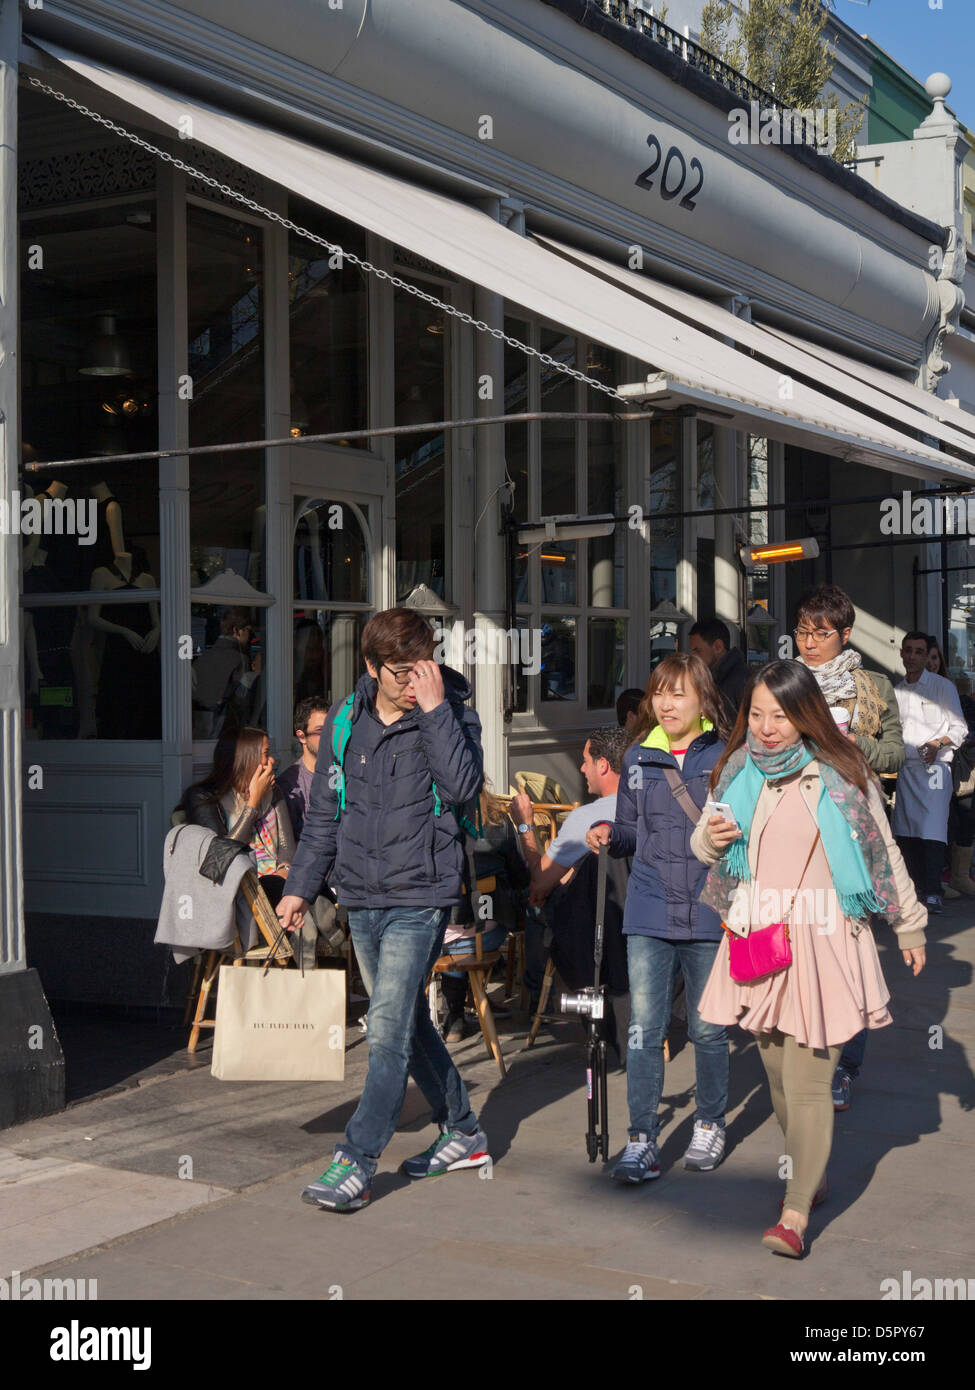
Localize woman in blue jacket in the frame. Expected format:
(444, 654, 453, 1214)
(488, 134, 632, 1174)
(588, 651, 729, 1183)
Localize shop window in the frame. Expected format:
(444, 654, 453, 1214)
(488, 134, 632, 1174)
(510, 322, 631, 718)
(20, 199, 161, 739)
(291, 611, 366, 708)
(746, 435, 773, 662)
(288, 197, 367, 445)
(190, 604, 267, 739)
(394, 279, 447, 601)
(187, 205, 265, 591)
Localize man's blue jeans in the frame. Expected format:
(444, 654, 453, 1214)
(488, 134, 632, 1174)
(838, 1027, 867, 1079)
(343, 907, 479, 1179)
(626, 934, 728, 1140)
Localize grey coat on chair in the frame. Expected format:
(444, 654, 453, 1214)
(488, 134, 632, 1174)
(155, 823, 257, 964)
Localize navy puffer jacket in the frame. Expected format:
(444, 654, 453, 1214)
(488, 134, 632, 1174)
(609, 728, 725, 940)
(284, 666, 483, 908)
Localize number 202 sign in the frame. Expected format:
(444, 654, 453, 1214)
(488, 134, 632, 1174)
(635, 134, 704, 210)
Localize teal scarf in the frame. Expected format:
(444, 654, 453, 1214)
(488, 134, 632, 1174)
(699, 732, 898, 923)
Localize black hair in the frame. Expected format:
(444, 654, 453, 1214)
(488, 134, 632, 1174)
(689, 617, 731, 648)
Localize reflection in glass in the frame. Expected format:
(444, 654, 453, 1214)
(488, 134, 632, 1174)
(540, 326, 576, 517)
(188, 206, 266, 590)
(540, 541, 576, 605)
(288, 198, 367, 443)
(649, 417, 680, 607)
(291, 611, 366, 707)
(588, 367, 624, 608)
(190, 604, 265, 739)
(395, 282, 446, 599)
(294, 499, 369, 604)
(504, 320, 531, 523)
(22, 598, 162, 742)
(540, 617, 576, 701)
(588, 617, 626, 710)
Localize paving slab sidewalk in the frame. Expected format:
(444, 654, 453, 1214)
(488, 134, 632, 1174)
(2, 912, 973, 1300)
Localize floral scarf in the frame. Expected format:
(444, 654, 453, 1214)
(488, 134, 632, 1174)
(222, 790, 282, 876)
(698, 731, 901, 924)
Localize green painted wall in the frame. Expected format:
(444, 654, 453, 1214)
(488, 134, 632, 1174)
(865, 38, 931, 143)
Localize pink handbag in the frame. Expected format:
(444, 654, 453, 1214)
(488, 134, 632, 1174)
(725, 831, 820, 984)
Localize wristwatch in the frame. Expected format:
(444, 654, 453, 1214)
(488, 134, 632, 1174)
(516, 822, 532, 835)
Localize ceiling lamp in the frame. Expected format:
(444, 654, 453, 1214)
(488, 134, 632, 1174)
(79, 313, 133, 378)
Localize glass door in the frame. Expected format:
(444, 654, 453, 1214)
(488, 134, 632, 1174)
(292, 495, 375, 705)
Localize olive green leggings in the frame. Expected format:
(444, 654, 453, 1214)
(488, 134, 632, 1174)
(756, 1029, 842, 1217)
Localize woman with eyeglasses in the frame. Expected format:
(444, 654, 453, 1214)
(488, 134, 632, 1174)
(791, 585, 907, 1116)
(792, 585, 905, 777)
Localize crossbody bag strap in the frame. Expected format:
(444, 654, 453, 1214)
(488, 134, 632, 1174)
(782, 829, 822, 925)
(662, 766, 703, 826)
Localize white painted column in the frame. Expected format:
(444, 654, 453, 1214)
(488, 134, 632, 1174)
(473, 277, 508, 792)
(0, 0, 24, 975)
(262, 190, 292, 758)
(156, 166, 192, 822)
(713, 425, 742, 644)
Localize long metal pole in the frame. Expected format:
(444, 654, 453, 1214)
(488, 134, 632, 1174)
(24, 412, 653, 473)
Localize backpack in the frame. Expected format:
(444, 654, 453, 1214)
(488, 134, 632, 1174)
(329, 693, 483, 836)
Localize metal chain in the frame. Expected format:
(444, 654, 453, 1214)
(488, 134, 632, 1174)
(27, 75, 629, 402)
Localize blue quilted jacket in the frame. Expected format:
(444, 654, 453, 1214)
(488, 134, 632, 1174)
(284, 666, 483, 908)
(609, 726, 725, 940)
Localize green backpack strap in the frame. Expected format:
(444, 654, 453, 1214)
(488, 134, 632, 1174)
(330, 694, 356, 821)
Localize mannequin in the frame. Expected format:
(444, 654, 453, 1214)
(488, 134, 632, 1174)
(21, 474, 83, 739)
(88, 481, 125, 578)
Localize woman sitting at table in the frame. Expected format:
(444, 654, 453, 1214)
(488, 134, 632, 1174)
(178, 725, 296, 909)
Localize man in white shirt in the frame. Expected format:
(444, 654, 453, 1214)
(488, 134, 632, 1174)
(510, 725, 628, 908)
(892, 631, 968, 912)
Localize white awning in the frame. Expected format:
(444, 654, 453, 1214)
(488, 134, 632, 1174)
(536, 235, 975, 459)
(33, 40, 975, 483)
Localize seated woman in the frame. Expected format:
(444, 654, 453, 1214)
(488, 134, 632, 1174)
(178, 725, 296, 910)
(440, 783, 530, 1041)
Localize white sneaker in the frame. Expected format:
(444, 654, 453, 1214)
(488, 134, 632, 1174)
(683, 1119, 726, 1171)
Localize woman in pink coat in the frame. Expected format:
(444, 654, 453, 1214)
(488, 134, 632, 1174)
(691, 661, 926, 1259)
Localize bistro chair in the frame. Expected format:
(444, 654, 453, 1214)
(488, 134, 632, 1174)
(427, 876, 507, 1080)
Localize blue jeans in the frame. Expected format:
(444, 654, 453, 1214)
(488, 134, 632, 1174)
(440, 922, 508, 978)
(838, 1027, 867, 1080)
(343, 907, 478, 1179)
(626, 934, 728, 1140)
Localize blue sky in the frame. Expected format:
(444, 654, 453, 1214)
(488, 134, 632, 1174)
(839, 0, 975, 130)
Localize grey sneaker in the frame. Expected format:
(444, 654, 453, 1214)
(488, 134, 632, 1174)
(400, 1127, 490, 1179)
(300, 1152, 371, 1211)
(832, 1068, 852, 1111)
(612, 1132, 661, 1184)
(683, 1119, 726, 1171)
(926, 895, 944, 915)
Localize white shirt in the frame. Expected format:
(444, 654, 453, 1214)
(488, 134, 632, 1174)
(891, 668, 967, 842)
(894, 668, 967, 759)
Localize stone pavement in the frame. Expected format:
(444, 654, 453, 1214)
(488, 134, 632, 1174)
(2, 907, 973, 1302)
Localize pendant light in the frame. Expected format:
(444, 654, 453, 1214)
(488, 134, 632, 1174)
(79, 313, 133, 378)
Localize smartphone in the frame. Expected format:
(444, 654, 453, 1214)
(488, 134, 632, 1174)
(704, 799, 739, 829)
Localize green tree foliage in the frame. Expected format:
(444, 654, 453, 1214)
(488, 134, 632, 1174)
(700, 0, 864, 161)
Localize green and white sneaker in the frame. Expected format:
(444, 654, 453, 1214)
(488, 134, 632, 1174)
(400, 1127, 491, 1179)
(300, 1152, 371, 1211)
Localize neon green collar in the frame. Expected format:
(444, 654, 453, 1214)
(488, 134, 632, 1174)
(641, 717, 713, 752)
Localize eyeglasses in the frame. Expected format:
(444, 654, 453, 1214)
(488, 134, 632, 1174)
(794, 627, 838, 645)
(382, 663, 415, 686)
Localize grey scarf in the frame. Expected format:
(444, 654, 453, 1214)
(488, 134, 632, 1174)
(800, 647, 861, 704)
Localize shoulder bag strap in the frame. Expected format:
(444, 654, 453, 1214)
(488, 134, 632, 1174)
(662, 766, 703, 826)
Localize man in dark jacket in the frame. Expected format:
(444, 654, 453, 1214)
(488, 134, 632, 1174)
(688, 617, 747, 722)
(277, 609, 487, 1212)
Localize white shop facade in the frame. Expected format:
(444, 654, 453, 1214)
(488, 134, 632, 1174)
(3, 0, 975, 1055)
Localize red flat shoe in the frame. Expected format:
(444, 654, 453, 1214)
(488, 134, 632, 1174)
(779, 1178, 828, 1213)
(762, 1223, 804, 1258)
